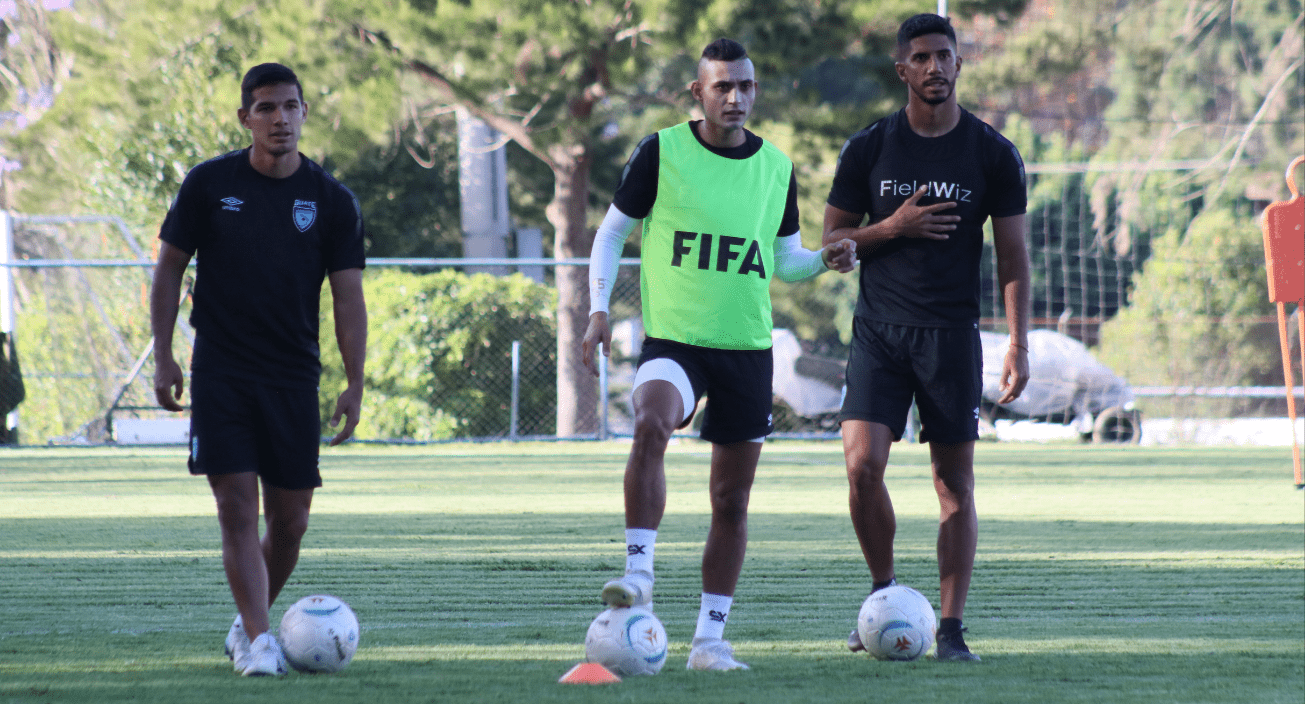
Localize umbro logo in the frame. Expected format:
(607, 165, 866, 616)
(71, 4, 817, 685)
(627, 544, 647, 556)
(221, 197, 243, 212)
(708, 610, 728, 624)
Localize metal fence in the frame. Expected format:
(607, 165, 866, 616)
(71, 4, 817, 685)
(1, 197, 1299, 446)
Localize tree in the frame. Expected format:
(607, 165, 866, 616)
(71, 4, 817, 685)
(9, 0, 1054, 441)
(13, 1, 405, 226)
(1089, 0, 1303, 393)
(1095, 208, 1285, 417)
(342, 0, 682, 436)
(2, 1, 414, 441)
(949, 0, 1302, 403)
(343, 0, 1018, 431)
(0, 0, 68, 207)
(341, 117, 464, 258)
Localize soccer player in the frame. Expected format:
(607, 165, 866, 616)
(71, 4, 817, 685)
(822, 14, 1031, 661)
(581, 38, 857, 671)
(150, 63, 368, 677)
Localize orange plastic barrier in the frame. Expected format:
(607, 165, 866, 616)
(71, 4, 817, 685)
(1261, 155, 1304, 487)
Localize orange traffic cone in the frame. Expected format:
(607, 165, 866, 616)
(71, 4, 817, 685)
(558, 662, 621, 684)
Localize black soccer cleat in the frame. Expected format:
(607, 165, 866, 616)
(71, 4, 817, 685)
(934, 627, 981, 662)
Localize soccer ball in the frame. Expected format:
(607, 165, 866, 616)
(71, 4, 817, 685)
(278, 594, 360, 673)
(856, 585, 937, 661)
(584, 606, 668, 676)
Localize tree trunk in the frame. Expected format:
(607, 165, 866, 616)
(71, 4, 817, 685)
(548, 143, 597, 437)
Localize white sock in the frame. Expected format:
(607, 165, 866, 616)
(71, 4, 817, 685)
(694, 592, 733, 642)
(624, 528, 656, 576)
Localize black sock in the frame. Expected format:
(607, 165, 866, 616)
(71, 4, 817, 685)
(871, 577, 896, 592)
(938, 617, 962, 635)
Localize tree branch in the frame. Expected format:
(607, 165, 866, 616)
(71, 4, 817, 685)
(354, 23, 556, 169)
(1214, 56, 1305, 200)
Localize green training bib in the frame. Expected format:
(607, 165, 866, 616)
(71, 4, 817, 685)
(640, 122, 791, 350)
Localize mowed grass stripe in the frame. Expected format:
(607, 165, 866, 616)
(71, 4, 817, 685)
(0, 443, 1300, 704)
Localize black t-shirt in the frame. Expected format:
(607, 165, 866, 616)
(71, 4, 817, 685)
(827, 108, 1026, 326)
(158, 149, 366, 388)
(612, 121, 801, 239)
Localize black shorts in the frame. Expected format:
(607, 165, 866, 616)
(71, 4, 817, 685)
(637, 338, 774, 445)
(840, 318, 982, 443)
(188, 372, 322, 490)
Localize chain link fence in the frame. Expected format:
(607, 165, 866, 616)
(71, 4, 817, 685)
(2, 188, 1299, 446)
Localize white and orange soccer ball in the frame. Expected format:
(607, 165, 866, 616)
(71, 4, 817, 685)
(278, 594, 360, 673)
(856, 585, 937, 661)
(584, 606, 668, 676)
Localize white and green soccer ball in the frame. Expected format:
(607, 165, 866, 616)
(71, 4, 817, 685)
(279, 594, 360, 673)
(856, 585, 937, 661)
(584, 606, 668, 676)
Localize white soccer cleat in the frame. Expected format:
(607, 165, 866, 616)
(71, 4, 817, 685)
(686, 638, 750, 671)
(224, 614, 252, 672)
(241, 632, 287, 677)
(601, 569, 653, 608)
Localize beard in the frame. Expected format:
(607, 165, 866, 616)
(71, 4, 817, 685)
(914, 81, 953, 105)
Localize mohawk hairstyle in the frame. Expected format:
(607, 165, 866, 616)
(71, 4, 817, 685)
(700, 38, 748, 62)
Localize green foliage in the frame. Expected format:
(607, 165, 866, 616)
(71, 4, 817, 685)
(11, 0, 1298, 435)
(1093, 0, 1303, 181)
(9, 220, 160, 444)
(13, 1, 405, 230)
(955, 0, 1301, 400)
(338, 117, 464, 258)
(319, 269, 557, 440)
(1086, 0, 1301, 390)
(1097, 209, 1277, 391)
(0, 0, 64, 182)
(79, 32, 250, 228)
(964, 4, 1112, 110)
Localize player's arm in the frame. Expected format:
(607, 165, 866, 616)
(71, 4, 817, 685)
(150, 241, 192, 412)
(771, 169, 856, 281)
(773, 233, 857, 282)
(992, 213, 1030, 404)
(327, 268, 367, 445)
(582, 205, 638, 377)
(822, 186, 959, 255)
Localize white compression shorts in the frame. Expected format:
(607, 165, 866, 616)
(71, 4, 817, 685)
(633, 358, 695, 425)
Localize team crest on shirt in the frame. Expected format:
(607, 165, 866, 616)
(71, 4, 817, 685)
(292, 200, 317, 232)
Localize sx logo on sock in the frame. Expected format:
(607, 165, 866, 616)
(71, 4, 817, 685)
(708, 610, 728, 624)
(627, 544, 647, 556)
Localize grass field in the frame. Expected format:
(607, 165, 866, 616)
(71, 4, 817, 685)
(1, 441, 1302, 703)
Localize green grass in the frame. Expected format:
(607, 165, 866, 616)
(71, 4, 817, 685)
(1, 442, 1302, 703)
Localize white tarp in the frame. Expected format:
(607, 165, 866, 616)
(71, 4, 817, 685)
(772, 329, 843, 417)
(607, 322, 1135, 423)
(980, 329, 1133, 417)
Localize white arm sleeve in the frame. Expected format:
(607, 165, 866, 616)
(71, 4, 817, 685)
(589, 204, 639, 315)
(773, 232, 828, 283)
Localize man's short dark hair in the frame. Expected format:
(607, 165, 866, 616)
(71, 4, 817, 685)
(701, 38, 748, 62)
(896, 14, 956, 57)
(240, 63, 304, 110)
